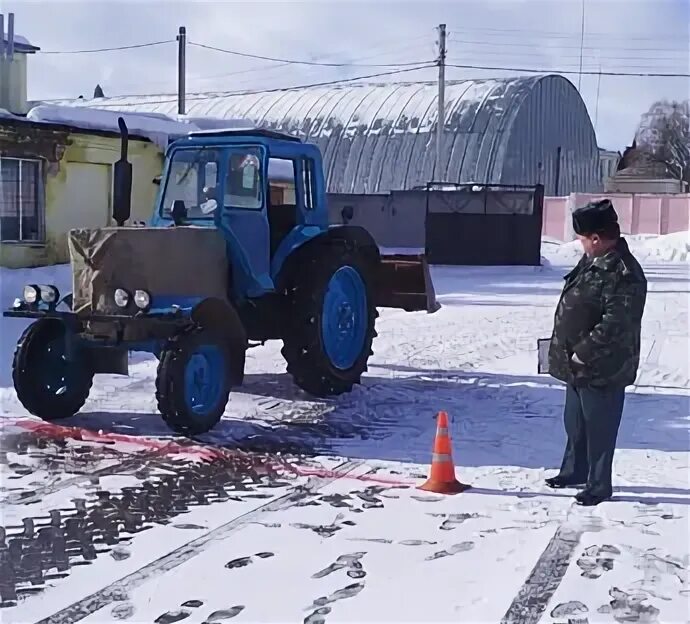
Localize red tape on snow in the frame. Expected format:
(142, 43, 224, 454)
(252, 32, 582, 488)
(6, 417, 414, 487)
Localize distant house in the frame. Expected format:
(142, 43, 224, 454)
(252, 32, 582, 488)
(604, 141, 686, 193)
(598, 148, 621, 188)
(0, 115, 164, 268)
(0, 17, 167, 268)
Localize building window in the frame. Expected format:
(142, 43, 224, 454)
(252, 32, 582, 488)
(0, 158, 43, 242)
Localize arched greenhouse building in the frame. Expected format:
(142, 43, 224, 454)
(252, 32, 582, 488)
(69, 73, 601, 195)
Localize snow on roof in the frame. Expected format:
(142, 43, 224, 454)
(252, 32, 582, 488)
(1, 33, 40, 52)
(48, 74, 598, 194)
(24, 104, 248, 150)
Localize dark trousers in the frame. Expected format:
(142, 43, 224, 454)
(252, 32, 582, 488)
(558, 383, 626, 497)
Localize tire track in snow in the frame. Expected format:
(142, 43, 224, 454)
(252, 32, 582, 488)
(3, 456, 149, 506)
(34, 459, 365, 624)
(500, 524, 584, 624)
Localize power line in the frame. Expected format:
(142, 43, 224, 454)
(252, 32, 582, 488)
(446, 62, 690, 78)
(79, 63, 436, 106)
(188, 41, 432, 67)
(447, 25, 690, 43)
(38, 40, 174, 54)
(447, 35, 690, 54)
(447, 56, 690, 72)
(113, 40, 436, 96)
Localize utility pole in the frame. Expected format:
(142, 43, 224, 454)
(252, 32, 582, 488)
(436, 23, 447, 183)
(177, 26, 186, 115)
(577, 0, 585, 91)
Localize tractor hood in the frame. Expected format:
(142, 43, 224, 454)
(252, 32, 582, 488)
(68, 226, 229, 315)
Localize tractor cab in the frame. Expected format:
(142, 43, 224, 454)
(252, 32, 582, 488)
(150, 128, 327, 298)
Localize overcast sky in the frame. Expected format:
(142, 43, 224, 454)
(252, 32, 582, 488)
(3, 0, 689, 150)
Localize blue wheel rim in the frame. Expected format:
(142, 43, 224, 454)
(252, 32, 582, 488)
(38, 335, 82, 397)
(321, 266, 368, 370)
(183, 344, 226, 416)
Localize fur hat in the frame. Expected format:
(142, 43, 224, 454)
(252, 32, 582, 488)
(572, 199, 619, 236)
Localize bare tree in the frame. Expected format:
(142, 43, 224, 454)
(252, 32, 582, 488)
(635, 100, 690, 184)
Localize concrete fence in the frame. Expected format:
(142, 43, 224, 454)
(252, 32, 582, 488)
(543, 193, 690, 241)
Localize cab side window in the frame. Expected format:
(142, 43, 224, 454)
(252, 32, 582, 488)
(225, 148, 263, 210)
(268, 158, 297, 206)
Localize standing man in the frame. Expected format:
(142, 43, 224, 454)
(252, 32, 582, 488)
(545, 199, 647, 506)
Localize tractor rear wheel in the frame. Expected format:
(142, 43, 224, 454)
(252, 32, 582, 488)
(281, 242, 378, 397)
(155, 327, 232, 436)
(12, 319, 93, 420)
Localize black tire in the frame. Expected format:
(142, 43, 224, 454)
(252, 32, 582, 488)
(155, 327, 232, 436)
(281, 241, 378, 397)
(12, 319, 93, 420)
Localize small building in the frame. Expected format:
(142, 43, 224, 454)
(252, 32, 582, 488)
(598, 148, 621, 187)
(605, 162, 686, 194)
(0, 115, 163, 268)
(0, 16, 169, 268)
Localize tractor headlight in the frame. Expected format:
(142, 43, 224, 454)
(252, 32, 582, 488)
(39, 285, 60, 305)
(23, 284, 40, 304)
(134, 290, 151, 310)
(114, 288, 131, 308)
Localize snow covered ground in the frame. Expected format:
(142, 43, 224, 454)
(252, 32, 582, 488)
(0, 234, 688, 623)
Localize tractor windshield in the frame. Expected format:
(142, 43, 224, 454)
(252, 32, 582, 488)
(161, 148, 220, 219)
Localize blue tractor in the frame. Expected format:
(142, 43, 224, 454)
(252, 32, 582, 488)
(5, 120, 438, 436)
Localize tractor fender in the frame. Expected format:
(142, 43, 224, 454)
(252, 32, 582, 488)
(323, 225, 381, 264)
(190, 297, 247, 385)
(275, 225, 381, 289)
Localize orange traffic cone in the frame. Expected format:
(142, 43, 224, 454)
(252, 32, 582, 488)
(418, 411, 470, 494)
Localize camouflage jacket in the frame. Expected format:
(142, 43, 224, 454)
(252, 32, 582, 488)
(547, 238, 647, 388)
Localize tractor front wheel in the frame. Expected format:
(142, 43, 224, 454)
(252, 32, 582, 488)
(12, 319, 94, 420)
(155, 328, 232, 436)
(281, 243, 378, 397)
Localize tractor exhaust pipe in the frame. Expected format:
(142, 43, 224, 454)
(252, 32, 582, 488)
(112, 117, 133, 227)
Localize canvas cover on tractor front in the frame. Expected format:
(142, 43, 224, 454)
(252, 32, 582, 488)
(68, 226, 229, 315)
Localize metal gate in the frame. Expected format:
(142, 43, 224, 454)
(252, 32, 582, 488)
(424, 184, 544, 266)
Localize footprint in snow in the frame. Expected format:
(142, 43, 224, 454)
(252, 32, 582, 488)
(425, 542, 475, 561)
(173, 523, 207, 530)
(304, 607, 332, 624)
(203, 606, 245, 622)
(312, 552, 366, 579)
(347, 537, 393, 544)
(439, 513, 480, 531)
(109, 546, 131, 561)
(597, 587, 660, 622)
(111, 602, 135, 620)
(307, 583, 365, 611)
(319, 493, 353, 508)
(577, 545, 621, 579)
(225, 556, 252, 569)
(410, 495, 443, 503)
(399, 539, 438, 546)
(181, 600, 204, 608)
(155, 609, 191, 624)
(225, 552, 275, 569)
(550, 601, 589, 618)
(291, 513, 355, 538)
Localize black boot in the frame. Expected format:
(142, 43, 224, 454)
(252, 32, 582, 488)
(545, 476, 585, 489)
(575, 489, 611, 506)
